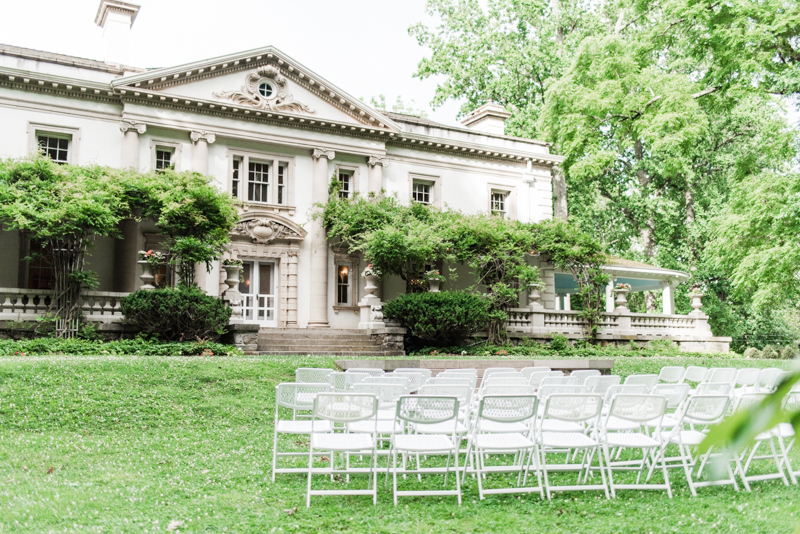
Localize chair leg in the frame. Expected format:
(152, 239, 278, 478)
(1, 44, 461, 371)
(596, 446, 610, 499)
(777, 437, 798, 485)
(271, 430, 279, 483)
(392, 449, 399, 507)
(306, 446, 314, 508)
(603, 444, 616, 498)
(768, 438, 790, 486)
(454, 448, 462, 506)
(476, 447, 486, 500)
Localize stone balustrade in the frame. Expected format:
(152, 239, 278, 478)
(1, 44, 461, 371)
(0, 288, 128, 323)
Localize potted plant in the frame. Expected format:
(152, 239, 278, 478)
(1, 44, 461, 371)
(222, 258, 243, 293)
(613, 282, 632, 310)
(424, 269, 446, 293)
(137, 249, 165, 290)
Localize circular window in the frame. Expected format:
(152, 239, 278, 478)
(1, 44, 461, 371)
(258, 81, 274, 98)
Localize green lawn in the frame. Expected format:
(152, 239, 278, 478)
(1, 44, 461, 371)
(0, 355, 798, 533)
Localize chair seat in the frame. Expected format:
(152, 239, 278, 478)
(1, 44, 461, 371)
(476, 420, 529, 433)
(604, 432, 660, 448)
(474, 432, 534, 450)
(377, 408, 397, 420)
(645, 415, 678, 429)
(393, 434, 455, 452)
(670, 430, 707, 446)
(773, 423, 795, 438)
(414, 421, 468, 434)
(347, 420, 403, 434)
(604, 416, 642, 431)
(276, 420, 333, 434)
(311, 432, 374, 451)
(540, 431, 598, 449)
(540, 419, 583, 432)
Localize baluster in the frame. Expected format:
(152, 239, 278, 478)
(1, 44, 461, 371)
(103, 297, 113, 317)
(1, 293, 11, 314)
(91, 296, 102, 318)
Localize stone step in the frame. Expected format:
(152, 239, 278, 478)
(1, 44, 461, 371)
(260, 344, 384, 351)
(245, 350, 406, 357)
(258, 328, 369, 335)
(257, 334, 379, 341)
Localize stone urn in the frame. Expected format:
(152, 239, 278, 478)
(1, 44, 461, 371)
(614, 288, 630, 312)
(527, 283, 545, 310)
(223, 265, 241, 293)
(428, 279, 441, 293)
(138, 260, 155, 290)
(363, 273, 379, 297)
(689, 292, 704, 314)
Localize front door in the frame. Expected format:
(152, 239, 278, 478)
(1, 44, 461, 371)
(240, 260, 277, 327)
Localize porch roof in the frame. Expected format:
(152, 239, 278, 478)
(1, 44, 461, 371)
(554, 256, 691, 294)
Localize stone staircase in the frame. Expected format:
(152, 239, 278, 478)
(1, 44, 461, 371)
(251, 328, 405, 356)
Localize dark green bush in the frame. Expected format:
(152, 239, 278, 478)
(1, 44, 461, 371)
(384, 291, 490, 347)
(0, 337, 241, 356)
(761, 344, 780, 359)
(743, 347, 762, 359)
(780, 345, 799, 360)
(549, 334, 570, 351)
(121, 287, 232, 342)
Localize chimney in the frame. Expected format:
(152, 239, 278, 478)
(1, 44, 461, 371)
(94, 0, 140, 67)
(460, 102, 511, 135)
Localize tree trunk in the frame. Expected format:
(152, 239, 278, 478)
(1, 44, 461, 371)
(552, 166, 568, 221)
(685, 188, 695, 224)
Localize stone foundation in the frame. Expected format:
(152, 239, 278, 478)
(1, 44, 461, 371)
(474, 332, 731, 353)
(222, 323, 260, 352)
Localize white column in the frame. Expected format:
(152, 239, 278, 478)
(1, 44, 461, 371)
(366, 156, 388, 195)
(563, 293, 571, 311)
(661, 279, 676, 315)
(119, 120, 145, 170)
(190, 130, 216, 175)
(308, 148, 335, 328)
(605, 279, 616, 313)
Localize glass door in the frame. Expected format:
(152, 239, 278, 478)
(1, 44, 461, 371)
(240, 261, 277, 327)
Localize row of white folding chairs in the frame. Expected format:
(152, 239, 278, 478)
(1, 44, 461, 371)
(663, 365, 788, 394)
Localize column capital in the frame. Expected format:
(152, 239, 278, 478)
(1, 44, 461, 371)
(190, 130, 216, 144)
(120, 120, 146, 134)
(312, 148, 336, 160)
(367, 155, 389, 168)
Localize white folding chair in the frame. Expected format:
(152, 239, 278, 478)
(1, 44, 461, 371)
(623, 374, 659, 391)
(529, 371, 564, 389)
(540, 376, 580, 388)
(296, 368, 334, 384)
(482, 377, 530, 389)
(488, 371, 525, 380)
(775, 392, 798, 485)
(441, 368, 478, 376)
(538, 394, 609, 499)
(733, 368, 762, 396)
(352, 382, 409, 421)
(570, 370, 601, 384)
(758, 368, 785, 393)
(658, 366, 685, 384)
(362, 375, 412, 392)
(647, 384, 691, 430)
(428, 376, 477, 390)
(388, 371, 424, 393)
(601, 394, 672, 498)
(658, 395, 736, 496)
(522, 367, 552, 378)
(735, 394, 791, 490)
(329, 371, 368, 391)
(695, 382, 733, 396)
(482, 368, 517, 381)
(272, 383, 334, 481)
(480, 385, 537, 400)
(389, 395, 463, 505)
(306, 393, 379, 507)
(347, 368, 385, 377)
(418, 384, 473, 423)
(683, 366, 708, 387)
(705, 368, 737, 385)
(394, 368, 432, 380)
(465, 395, 542, 500)
(585, 375, 621, 395)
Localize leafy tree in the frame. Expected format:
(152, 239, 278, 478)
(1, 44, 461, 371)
(365, 95, 429, 118)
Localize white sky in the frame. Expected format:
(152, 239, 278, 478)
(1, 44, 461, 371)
(0, 0, 464, 126)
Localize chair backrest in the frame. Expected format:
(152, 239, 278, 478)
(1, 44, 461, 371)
(734, 368, 761, 387)
(482, 367, 517, 381)
(387, 371, 424, 392)
(658, 366, 685, 384)
(784, 391, 800, 412)
(607, 394, 667, 423)
(623, 374, 659, 391)
(396, 395, 460, 426)
(275, 383, 333, 411)
(477, 394, 538, 423)
(570, 370, 601, 384)
(488, 371, 525, 380)
(521, 366, 551, 378)
(758, 368, 784, 390)
(529, 370, 563, 387)
(695, 382, 732, 396)
(585, 375, 621, 395)
(683, 366, 708, 384)
(651, 383, 691, 409)
(351, 383, 408, 407)
(482, 377, 529, 389)
(681, 395, 731, 424)
(734, 393, 767, 412)
(295, 368, 334, 383)
(705, 367, 737, 384)
(362, 375, 412, 388)
(418, 384, 472, 407)
(543, 394, 603, 423)
(428, 376, 477, 389)
(313, 393, 378, 423)
(441, 369, 478, 376)
(539, 376, 580, 388)
(538, 384, 590, 401)
(603, 384, 649, 406)
(394, 368, 432, 380)
(346, 368, 385, 377)
(328, 371, 368, 391)
(481, 384, 537, 397)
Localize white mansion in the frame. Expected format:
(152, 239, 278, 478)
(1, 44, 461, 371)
(0, 1, 729, 352)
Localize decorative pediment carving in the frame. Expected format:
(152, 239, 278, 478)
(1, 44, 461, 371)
(231, 215, 306, 244)
(212, 65, 316, 114)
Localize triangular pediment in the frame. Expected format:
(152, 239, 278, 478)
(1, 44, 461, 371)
(112, 46, 397, 130)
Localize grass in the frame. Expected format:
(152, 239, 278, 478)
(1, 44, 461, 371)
(0, 354, 797, 533)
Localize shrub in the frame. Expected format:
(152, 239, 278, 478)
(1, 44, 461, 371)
(743, 347, 762, 359)
(121, 288, 232, 342)
(0, 338, 241, 356)
(383, 291, 490, 347)
(761, 344, 779, 359)
(648, 339, 678, 352)
(780, 345, 799, 360)
(549, 334, 570, 351)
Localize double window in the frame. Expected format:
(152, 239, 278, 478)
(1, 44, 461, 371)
(155, 148, 174, 171)
(410, 175, 440, 208)
(30, 124, 79, 165)
(491, 191, 507, 218)
(38, 135, 70, 164)
(336, 264, 351, 305)
(151, 140, 181, 172)
(230, 152, 293, 206)
(412, 181, 431, 204)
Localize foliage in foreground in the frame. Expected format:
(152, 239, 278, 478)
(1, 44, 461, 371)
(121, 287, 232, 342)
(383, 291, 490, 347)
(0, 337, 241, 356)
(0, 355, 797, 534)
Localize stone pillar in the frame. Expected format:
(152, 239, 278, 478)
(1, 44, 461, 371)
(119, 120, 146, 170)
(366, 156, 388, 196)
(605, 279, 616, 313)
(113, 218, 139, 292)
(308, 148, 335, 328)
(563, 293, 571, 311)
(661, 279, 676, 315)
(190, 130, 216, 175)
(287, 248, 299, 327)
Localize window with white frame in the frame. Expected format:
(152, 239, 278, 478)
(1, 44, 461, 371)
(491, 191, 507, 218)
(230, 152, 292, 206)
(336, 263, 351, 305)
(412, 181, 432, 204)
(155, 147, 174, 171)
(37, 134, 70, 164)
(338, 170, 352, 199)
